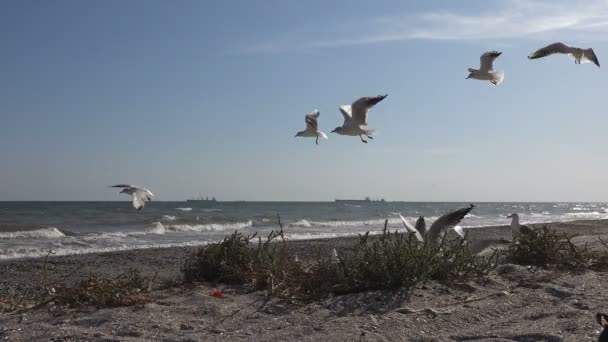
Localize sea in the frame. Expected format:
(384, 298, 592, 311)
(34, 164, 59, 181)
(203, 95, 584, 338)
(1, 201, 607, 260)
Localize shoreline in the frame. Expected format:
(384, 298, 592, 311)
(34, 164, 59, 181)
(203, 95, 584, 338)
(2, 217, 608, 262)
(1, 218, 608, 341)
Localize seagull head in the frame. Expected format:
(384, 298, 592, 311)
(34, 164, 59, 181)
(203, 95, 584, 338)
(506, 213, 518, 219)
(331, 126, 343, 134)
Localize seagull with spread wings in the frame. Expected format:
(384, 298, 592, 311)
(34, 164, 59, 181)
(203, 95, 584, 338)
(110, 184, 154, 210)
(331, 94, 388, 143)
(399, 204, 475, 244)
(528, 42, 600, 67)
(294, 110, 328, 145)
(466, 51, 504, 85)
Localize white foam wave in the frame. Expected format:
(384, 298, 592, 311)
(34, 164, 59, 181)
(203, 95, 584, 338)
(146, 222, 167, 235)
(564, 211, 608, 219)
(288, 219, 312, 228)
(285, 232, 341, 240)
(202, 208, 222, 213)
(176, 207, 192, 212)
(0, 240, 212, 260)
(308, 217, 437, 228)
(0, 227, 66, 239)
(166, 220, 253, 233)
(162, 215, 177, 221)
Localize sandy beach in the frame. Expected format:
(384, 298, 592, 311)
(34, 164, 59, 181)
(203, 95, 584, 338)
(2, 219, 608, 341)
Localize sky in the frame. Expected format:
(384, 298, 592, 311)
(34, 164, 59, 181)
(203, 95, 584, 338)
(2, 0, 608, 202)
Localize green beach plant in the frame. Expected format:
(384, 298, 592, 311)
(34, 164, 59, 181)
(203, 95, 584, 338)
(182, 218, 498, 301)
(505, 225, 598, 270)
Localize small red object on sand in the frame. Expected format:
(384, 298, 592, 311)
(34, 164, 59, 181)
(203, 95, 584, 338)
(212, 291, 224, 299)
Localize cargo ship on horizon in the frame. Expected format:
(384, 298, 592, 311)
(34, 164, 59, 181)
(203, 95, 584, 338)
(186, 196, 217, 203)
(334, 197, 385, 204)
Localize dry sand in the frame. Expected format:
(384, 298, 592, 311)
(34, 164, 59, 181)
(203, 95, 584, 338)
(2, 219, 608, 341)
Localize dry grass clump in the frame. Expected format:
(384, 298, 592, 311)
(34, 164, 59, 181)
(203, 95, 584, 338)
(182, 223, 309, 297)
(52, 269, 153, 307)
(182, 220, 498, 301)
(506, 225, 608, 271)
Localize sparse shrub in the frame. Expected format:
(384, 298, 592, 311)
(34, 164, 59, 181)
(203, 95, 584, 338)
(182, 221, 498, 301)
(506, 226, 591, 269)
(53, 269, 152, 307)
(182, 224, 303, 297)
(182, 230, 255, 284)
(331, 226, 497, 294)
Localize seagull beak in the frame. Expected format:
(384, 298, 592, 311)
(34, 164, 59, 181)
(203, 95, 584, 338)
(330, 128, 337, 133)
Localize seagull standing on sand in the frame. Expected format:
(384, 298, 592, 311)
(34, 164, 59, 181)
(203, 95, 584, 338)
(110, 184, 154, 210)
(399, 204, 475, 243)
(331, 95, 388, 143)
(294, 110, 328, 145)
(466, 51, 504, 85)
(528, 42, 600, 67)
(507, 213, 532, 236)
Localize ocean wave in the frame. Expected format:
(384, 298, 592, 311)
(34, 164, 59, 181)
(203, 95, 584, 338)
(307, 217, 438, 228)
(166, 220, 253, 233)
(146, 222, 167, 235)
(162, 215, 177, 221)
(288, 219, 312, 228)
(176, 207, 192, 212)
(284, 232, 341, 240)
(202, 208, 222, 213)
(0, 240, 212, 260)
(0, 227, 66, 239)
(564, 211, 608, 218)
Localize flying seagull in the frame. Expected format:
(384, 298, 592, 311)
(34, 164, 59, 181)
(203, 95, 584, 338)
(399, 204, 474, 243)
(331, 94, 388, 143)
(528, 42, 600, 67)
(507, 213, 532, 236)
(466, 51, 504, 86)
(295, 110, 328, 145)
(110, 184, 154, 210)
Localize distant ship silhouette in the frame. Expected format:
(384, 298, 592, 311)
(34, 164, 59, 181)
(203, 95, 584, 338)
(186, 196, 217, 203)
(334, 197, 385, 203)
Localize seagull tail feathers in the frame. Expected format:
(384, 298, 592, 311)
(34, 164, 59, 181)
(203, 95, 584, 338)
(491, 71, 504, 85)
(361, 127, 375, 136)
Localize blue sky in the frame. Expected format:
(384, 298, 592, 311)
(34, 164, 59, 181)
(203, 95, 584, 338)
(2, 0, 608, 201)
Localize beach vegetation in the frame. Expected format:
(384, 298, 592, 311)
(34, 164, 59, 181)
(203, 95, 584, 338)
(52, 269, 153, 307)
(182, 219, 498, 301)
(506, 225, 608, 271)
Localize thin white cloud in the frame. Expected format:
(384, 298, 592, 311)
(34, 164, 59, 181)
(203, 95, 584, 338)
(249, 0, 608, 52)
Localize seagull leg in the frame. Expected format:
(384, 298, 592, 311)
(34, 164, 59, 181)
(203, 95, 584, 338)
(491, 80, 497, 85)
(365, 134, 374, 140)
(315, 136, 319, 145)
(359, 135, 368, 143)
